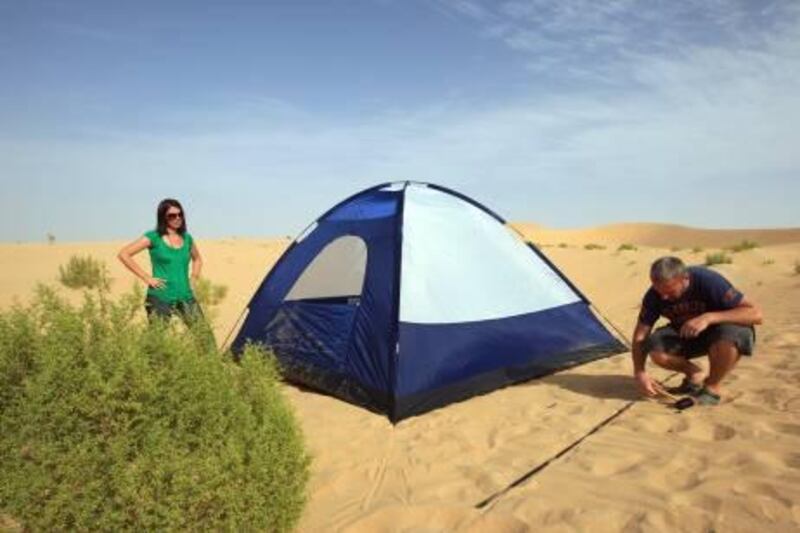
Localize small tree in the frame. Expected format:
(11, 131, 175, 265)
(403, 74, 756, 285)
(58, 255, 110, 291)
(727, 240, 759, 252)
(705, 252, 733, 266)
(193, 277, 228, 308)
(0, 286, 310, 531)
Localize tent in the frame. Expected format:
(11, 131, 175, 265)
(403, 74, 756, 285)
(232, 182, 626, 421)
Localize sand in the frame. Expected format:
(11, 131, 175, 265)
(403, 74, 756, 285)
(1, 223, 799, 532)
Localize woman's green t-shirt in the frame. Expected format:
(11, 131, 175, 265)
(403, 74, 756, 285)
(144, 230, 194, 303)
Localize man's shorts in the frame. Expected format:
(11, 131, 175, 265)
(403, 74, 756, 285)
(643, 323, 755, 359)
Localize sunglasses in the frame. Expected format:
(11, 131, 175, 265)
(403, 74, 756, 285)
(166, 212, 183, 220)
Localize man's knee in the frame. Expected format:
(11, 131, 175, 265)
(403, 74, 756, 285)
(709, 339, 740, 358)
(649, 350, 673, 367)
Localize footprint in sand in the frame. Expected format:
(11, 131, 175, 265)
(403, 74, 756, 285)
(749, 387, 799, 412)
(784, 453, 800, 471)
(661, 466, 703, 491)
(623, 412, 688, 435)
(770, 332, 800, 349)
(711, 424, 737, 441)
(769, 422, 800, 437)
(584, 451, 648, 477)
(731, 481, 796, 509)
(669, 492, 723, 514)
(666, 417, 736, 442)
(634, 414, 735, 442)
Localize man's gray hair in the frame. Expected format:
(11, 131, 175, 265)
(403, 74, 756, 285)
(650, 256, 686, 282)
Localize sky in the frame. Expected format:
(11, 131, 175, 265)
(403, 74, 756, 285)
(1, 0, 799, 241)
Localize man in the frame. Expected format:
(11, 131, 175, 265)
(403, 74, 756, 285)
(632, 256, 763, 405)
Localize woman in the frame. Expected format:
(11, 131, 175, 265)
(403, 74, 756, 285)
(118, 199, 210, 331)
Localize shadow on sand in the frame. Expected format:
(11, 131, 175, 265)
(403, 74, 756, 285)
(542, 373, 640, 401)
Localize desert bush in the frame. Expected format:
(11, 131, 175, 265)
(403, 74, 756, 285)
(58, 255, 110, 290)
(670, 246, 682, 252)
(795, 261, 800, 275)
(193, 277, 229, 308)
(727, 240, 759, 252)
(691, 246, 704, 254)
(558, 243, 568, 248)
(46, 233, 55, 245)
(617, 243, 638, 252)
(0, 286, 309, 532)
(761, 258, 775, 266)
(705, 252, 733, 266)
(584, 243, 606, 250)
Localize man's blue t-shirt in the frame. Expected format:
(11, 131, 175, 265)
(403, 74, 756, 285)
(639, 266, 743, 328)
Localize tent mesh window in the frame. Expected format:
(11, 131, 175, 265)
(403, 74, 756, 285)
(263, 235, 369, 383)
(285, 235, 368, 302)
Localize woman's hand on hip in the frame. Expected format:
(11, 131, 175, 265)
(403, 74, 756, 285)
(146, 277, 166, 289)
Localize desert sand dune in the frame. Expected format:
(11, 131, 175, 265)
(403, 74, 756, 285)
(1, 223, 798, 532)
(512, 222, 800, 249)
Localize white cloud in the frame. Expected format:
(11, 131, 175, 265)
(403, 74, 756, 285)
(435, 1, 799, 84)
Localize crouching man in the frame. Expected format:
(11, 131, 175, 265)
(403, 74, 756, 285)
(632, 256, 763, 405)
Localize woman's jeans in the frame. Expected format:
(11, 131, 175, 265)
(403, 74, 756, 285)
(145, 295, 216, 350)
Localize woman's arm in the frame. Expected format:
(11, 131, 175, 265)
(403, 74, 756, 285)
(118, 237, 165, 288)
(190, 242, 203, 281)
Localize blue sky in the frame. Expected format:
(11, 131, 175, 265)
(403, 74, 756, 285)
(1, 0, 798, 241)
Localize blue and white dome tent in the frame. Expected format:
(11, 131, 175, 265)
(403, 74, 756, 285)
(232, 182, 627, 421)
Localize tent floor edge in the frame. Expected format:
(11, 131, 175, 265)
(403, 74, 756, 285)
(391, 340, 628, 422)
(279, 362, 394, 418)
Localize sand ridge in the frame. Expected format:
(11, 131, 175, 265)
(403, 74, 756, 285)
(512, 222, 800, 249)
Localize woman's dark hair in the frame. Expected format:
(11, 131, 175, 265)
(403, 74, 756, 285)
(156, 198, 187, 235)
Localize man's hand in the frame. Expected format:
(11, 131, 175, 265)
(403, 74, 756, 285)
(634, 370, 657, 397)
(680, 314, 711, 338)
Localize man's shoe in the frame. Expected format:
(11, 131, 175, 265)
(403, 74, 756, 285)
(695, 387, 721, 406)
(666, 378, 703, 396)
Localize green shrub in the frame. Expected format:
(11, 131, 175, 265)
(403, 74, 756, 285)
(617, 243, 638, 252)
(193, 277, 229, 308)
(727, 240, 759, 252)
(0, 286, 309, 532)
(584, 243, 606, 250)
(705, 252, 733, 266)
(58, 255, 110, 290)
